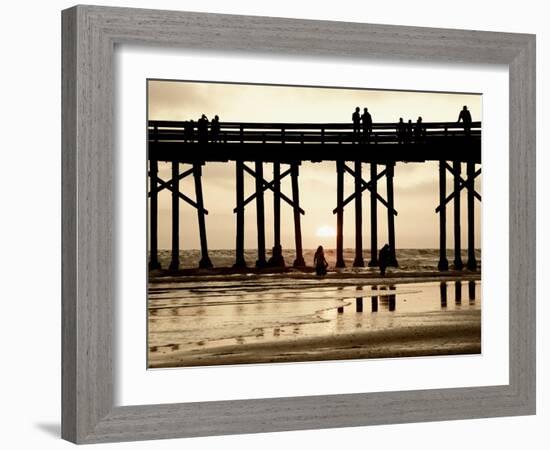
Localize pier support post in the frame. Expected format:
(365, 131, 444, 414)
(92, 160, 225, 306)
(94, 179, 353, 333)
(148, 159, 161, 270)
(291, 163, 305, 267)
(368, 163, 378, 267)
(193, 163, 213, 269)
(168, 160, 180, 271)
(273, 162, 281, 249)
(466, 161, 478, 270)
(453, 161, 464, 270)
(353, 160, 365, 267)
(386, 163, 398, 266)
(438, 160, 449, 271)
(335, 160, 345, 268)
(255, 161, 267, 267)
(234, 161, 247, 268)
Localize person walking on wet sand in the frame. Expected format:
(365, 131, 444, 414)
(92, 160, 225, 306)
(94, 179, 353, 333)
(313, 245, 329, 276)
(352, 107, 361, 143)
(457, 105, 472, 136)
(361, 107, 373, 143)
(378, 244, 391, 277)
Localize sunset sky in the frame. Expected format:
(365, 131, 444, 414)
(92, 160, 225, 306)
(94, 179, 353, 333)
(147, 80, 481, 251)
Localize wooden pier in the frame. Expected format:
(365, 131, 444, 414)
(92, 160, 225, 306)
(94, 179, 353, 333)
(147, 120, 481, 271)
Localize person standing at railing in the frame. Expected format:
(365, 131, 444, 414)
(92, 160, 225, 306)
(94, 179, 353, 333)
(197, 114, 209, 144)
(183, 120, 195, 143)
(210, 115, 220, 143)
(406, 119, 414, 143)
(352, 107, 361, 143)
(414, 116, 425, 142)
(361, 107, 373, 143)
(396, 117, 406, 144)
(457, 105, 472, 136)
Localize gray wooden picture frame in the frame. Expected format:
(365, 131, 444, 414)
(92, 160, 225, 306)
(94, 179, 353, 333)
(61, 5, 536, 444)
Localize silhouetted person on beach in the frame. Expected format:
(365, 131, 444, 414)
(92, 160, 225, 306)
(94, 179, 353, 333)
(414, 116, 424, 142)
(361, 107, 373, 143)
(378, 244, 391, 277)
(352, 107, 361, 143)
(197, 114, 209, 144)
(457, 105, 472, 136)
(267, 244, 285, 268)
(313, 245, 329, 276)
(183, 120, 195, 143)
(397, 117, 406, 144)
(210, 115, 221, 143)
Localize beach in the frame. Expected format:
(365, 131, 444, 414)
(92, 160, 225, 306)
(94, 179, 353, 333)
(147, 254, 481, 368)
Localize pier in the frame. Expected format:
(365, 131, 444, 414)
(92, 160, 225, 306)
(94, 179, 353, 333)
(148, 120, 481, 272)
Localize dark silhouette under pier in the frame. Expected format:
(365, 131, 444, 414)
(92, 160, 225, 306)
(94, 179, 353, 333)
(148, 120, 481, 273)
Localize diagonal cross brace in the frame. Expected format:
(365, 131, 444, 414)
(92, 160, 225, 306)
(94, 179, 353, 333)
(234, 164, 304, 214)
(234, 167, 292, 212)
(333, 166, 397, 216)
(149, 176, 208, 214)
(147, 167, 194, 195)
(435, 165, 481, 213)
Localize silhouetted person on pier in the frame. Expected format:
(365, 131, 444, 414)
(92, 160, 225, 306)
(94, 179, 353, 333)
(313, 245, 329, 276)
(211, 115, 221, 143)
(183, 120, 195, 143)
(197, 114, 209, 144)
(406, 119, 414, 143)
(267, 244, 285, 268)
(352, 107, 361, 143)
(457, 105, 472, 136)
(378, 244, 391, 277)
(414, 116, 425, 142)
(361, 107, 373, 143)
(396, 117, 406, 144)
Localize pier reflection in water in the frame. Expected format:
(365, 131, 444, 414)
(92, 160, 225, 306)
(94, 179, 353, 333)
(335, 280, 479, 314)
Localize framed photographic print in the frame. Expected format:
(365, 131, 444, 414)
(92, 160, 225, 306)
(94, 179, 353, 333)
(62, 5, 536, 444)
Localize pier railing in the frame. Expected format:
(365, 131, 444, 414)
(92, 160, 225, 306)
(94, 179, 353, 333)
(148, 120, 481, 145)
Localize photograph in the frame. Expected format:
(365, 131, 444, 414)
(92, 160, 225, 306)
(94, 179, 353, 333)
(146, 80, 482, 368)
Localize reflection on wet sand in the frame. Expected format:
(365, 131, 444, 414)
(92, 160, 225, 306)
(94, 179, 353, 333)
(148, 278, 482, 368)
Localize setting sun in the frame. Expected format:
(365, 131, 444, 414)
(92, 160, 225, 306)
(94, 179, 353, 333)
(316, 225, 336, 238)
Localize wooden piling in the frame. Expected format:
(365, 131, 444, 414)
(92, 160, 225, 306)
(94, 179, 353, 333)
(273, 162, 281, 248)
(148, 159, 161, 270)
(336, 160, 345, 268)
(438, 160, 449, 271)
(234, 161, 246, 268)
(467, 162, 478, 270)
(291, 163, 305, 267)
(353, 160, 365, 267)
(368, 163, 378, 267)
(255, 161, 267, 267)
(168, 160, 180, 271)
(453, 161, 463, 270)
(386, 163, 398, 266)
(193, 163, 213, 268)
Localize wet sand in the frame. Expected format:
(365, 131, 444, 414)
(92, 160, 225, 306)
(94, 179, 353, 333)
(148, 273, 481, 368)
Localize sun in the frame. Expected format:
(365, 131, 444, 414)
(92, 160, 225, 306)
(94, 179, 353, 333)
(316, 225, 336, 238)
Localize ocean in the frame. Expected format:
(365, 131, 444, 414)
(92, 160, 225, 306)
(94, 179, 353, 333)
(153, 248, 482, 272)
